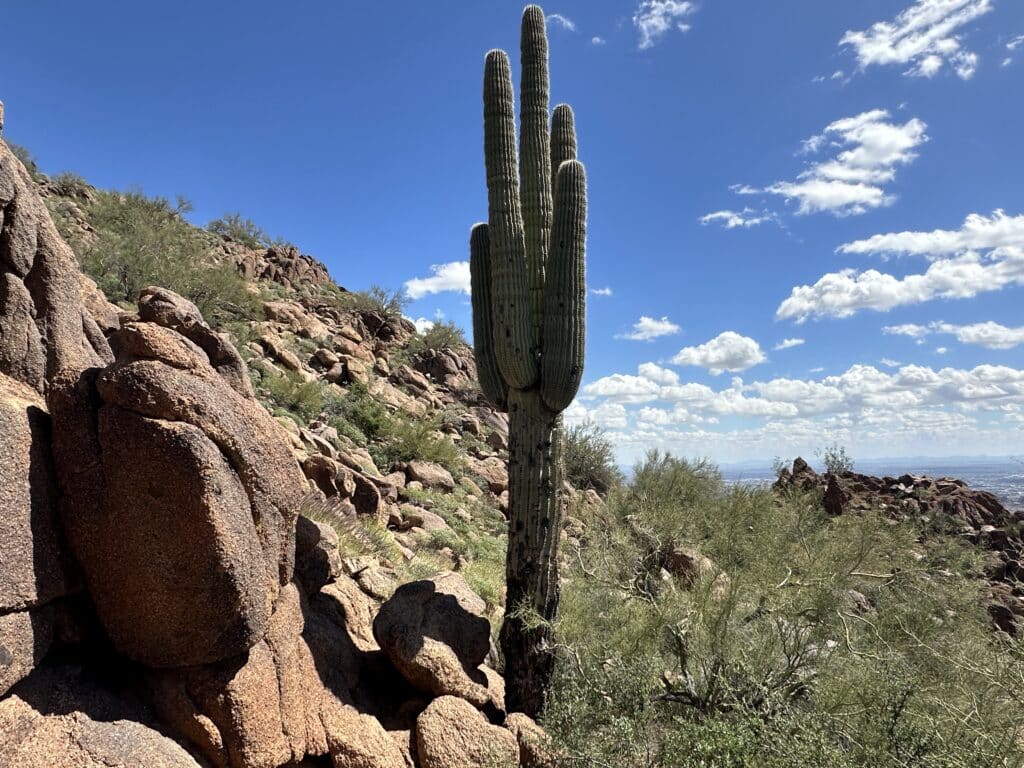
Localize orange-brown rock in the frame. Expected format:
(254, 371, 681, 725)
(373, 573, 495, 709)
(415, 696, 519, 768)
(1, 664, 204, 767)
(50, 292, 308, 667)
(505, 713, 558, 768)
(0, 139, 112, 393)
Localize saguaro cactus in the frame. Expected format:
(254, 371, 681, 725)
(470, 4, 587, 716)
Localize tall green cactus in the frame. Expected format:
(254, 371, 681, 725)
(471, 4, 587, 716)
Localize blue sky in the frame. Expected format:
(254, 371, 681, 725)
(4, 0, 1023, 464)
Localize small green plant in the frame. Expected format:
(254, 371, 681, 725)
(257, 368, 326, 422)
(78, 189, 256, 325)
(8, 142, 40, 177)
(378, 415, 462, 474)
(207, 211, 273, 249)
(50, 171, 90, 198)
(563, 421, 623, 494)
(817, 441, 855, 474)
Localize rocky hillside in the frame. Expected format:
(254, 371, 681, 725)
(0, 138, 574, 767)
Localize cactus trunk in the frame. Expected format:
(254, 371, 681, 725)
(500, 387, 564, 714)
(472, 4, 587, 716)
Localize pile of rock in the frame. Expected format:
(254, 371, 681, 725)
(775, 458, 1024, 634)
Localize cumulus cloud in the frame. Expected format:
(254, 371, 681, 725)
(404, 261, 471, 299)
(671, 332, 767, 374)
(410, 317, 435, 334)
(699, 208, 775, 229)
(633, 0, 696, 49)
(591, 36, 606, 45)
(773, 338, 806, 351)
(840, 0, 993, 80)
(838, 210, 1024, 258)
(576, 355, 1024, 463)
(779, 211, 1024, 321)
(547, 13, 576, 31)
(616, 315, 681, 341)
(738, 110, 928, 217)
(776, 251, 1024, 322)
(885, 320, 1024, 349)
(590, 286, 613, 297)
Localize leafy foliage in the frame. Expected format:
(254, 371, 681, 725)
(562, 421, 623, 494)
(545, 451, 1024, 767)
(76, 190, 256, 324)
(818, 442, 855, 474)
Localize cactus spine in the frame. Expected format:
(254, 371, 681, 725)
(471, 4, 587, 716)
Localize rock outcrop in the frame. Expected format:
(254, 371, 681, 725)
(775, 458, 1024, 634)
(49, 291, 308, 668)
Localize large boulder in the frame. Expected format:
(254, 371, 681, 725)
(0, 139, 112, 393)
(0, 664, 203, 768)
(372, 572, 496, 709)
(151, 583, 333, 768)
(49, 292, 309, 668)
(415, 696, 519, 768)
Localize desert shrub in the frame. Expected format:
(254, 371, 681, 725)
(207, 211, 271, 249)
(340, 285, 408, 319)
(818, 441, 855, 474)
(402, 320, 467, 357)
(378, 415, 463, 474)
(545, 450, 1024, 767)
(50, 171, 90, 197)
(257, 368, 325, 422)
(322, 382, 392, 444)
(8, 142, 40, 177)
(562, 421, 623, 494)
(79, 190, 256, 324)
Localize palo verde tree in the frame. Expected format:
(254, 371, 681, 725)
(469, 4, 587, 715)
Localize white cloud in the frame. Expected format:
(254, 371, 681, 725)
(738, 110, 928, 216)
(578, 359, 1024, 463)
(633, 0, 696, 50)
(779, 211, 1024, 322)
(935, 346, 949, 354)
(883, 323, 931, 339)
(547, 13, 576, 32)
(777, 251, 1024, 322)
(838, 210, 1024, 259)
(671, 332, 767, 374)
(885, 320, 1024, 349)
(773, 338, 806, 351)
(840, 0, 993, 80)
(880, 358, 903, 368)
(699, 208, 774, 229)
(404, 261, 471, 299)
(1008, 34, 1024, 51)
(591, 36, 606, 46)
(410, 317, 435, 334)
(616, 315, 681, 341)
(590, 286, 613, 297)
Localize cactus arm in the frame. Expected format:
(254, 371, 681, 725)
(484, 49, 538, 390)
(519, 5, 553, 353)
(469, 223, 509, 411)
(540, 160, 587, 412)
(550, 104, 577, 193)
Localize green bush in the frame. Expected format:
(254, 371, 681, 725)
(817, 442, 855, 474)
(257, 368, 325, 422)
(50, 171, 90, 198)
(78, 190, 256, 325)
(544, 451, 1024, 767)
(562, 421, 623, 494)
(379, 415, 462, 473)
(8, 142, 39, 177)
(207, 212, 271, 249)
